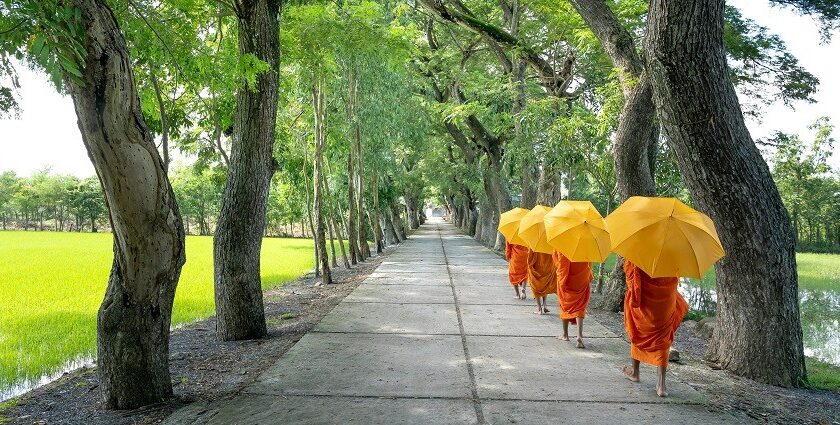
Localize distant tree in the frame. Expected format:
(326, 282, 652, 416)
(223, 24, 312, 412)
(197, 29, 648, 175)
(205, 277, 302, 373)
(770, 117, 838, 251)
(67, 177, 107, 232)
(0, 171, 19, 230)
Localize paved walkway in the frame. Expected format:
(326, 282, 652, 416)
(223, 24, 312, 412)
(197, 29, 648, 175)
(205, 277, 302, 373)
(165, 220, 742, 424)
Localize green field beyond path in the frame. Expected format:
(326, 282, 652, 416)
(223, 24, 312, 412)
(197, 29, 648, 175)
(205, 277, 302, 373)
(0, 231, 315, 398)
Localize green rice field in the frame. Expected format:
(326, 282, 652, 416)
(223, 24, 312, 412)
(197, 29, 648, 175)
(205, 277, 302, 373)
(0, 231, 315, 399)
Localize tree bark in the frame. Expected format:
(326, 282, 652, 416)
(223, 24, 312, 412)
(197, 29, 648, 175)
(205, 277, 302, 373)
(312, 81, 332, 284)
(646, 0, 805, 387)
(149, 68, 170, 172)
(213, 0, 280, 341)
(391, 202, 407, 241)
(371, 176, 384, 253)
(346, 139, 361, 264)
(66, 0, 185, 409)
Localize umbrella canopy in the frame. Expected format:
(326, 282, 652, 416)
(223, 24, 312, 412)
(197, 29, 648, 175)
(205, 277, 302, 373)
(498, 207, 530, 246)
(544, 200, 610, 263)
(517, 205, 554, 254)
(606, 196, 725, 278)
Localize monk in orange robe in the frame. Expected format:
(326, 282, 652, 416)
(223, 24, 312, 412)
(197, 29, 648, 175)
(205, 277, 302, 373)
(621, 260, 688, 397)
(553, 252, 592, 348)
(527, 250, 556, 314)
(505, 242, 529, 299)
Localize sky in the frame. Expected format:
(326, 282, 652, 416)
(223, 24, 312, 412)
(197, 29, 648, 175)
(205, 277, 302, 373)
(0, 1, 838, 178)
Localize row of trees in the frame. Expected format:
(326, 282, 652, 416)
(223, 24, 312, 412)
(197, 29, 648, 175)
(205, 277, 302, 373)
(407, 0, 837, 391)
(0, 165, 408, 239)
(0, 0, 837, 411)
(0, 170, 105, 232)
(7, 117, 837, 251)
(1, 0, 427, 409)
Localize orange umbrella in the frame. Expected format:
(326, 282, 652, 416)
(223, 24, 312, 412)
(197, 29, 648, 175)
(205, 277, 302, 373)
(498, 207, 529, 246)
(544, 200, 610, 263)
(606, 196, 725, 278)
(517, 205, 554, 254)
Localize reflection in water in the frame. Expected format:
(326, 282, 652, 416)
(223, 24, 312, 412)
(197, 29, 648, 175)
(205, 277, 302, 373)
(679, 280, 840, 367)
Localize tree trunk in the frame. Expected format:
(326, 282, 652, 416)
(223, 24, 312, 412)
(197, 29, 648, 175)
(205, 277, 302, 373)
(536, 163, 563, 205)
(570, 0, 659, 312)
(301, 136, 319, 276)
(332, 211, 350, 268)
(356, 181, 371, 259)
(65, 0, 186, 409)
(346, 146, 361, 264)
(371, 176, 384, 253)
(323, 163, 350, 269)
(391, 202, 407, 241)
(488, 156, 512, 251)
(149, 68, 170, 171)
(312, 81, 332, 284)
(213, 0, 280, 341)
(646, 0, 805, 387)
(319, 158, 339, 269)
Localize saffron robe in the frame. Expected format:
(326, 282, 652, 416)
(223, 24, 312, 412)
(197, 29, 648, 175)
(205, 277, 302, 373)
(527, 250, 556, 298)
(505, 242, 529, 286)
(623, 261, 688, 367)
(554, 252, 592, 323)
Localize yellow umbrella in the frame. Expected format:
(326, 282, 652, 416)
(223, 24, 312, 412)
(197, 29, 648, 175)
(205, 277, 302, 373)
(517, 205, 554, 254)
(606, 196, 725, 278)
(498, 207, 529, 246)
(544, 200, 610, 263)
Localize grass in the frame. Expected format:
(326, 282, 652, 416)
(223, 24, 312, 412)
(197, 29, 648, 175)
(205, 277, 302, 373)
(806, 357, 840, 392)
(0, 231, 315, 397)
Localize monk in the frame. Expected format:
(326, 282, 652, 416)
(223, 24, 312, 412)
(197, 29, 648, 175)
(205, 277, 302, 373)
(505, 241, 529, 299)
(553, 252, 592, 348)
(527, 249, 556, 314)
(621, 260, 688, 397)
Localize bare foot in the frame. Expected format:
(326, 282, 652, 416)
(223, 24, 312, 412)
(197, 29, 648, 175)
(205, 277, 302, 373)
(557, 335, 570, 341)
(520, 293, 527, 300)
(622, 365, 640, 382)
(542, 307, 550, 314)
(656, 385, 668, 397)
(533, 310, 545, 315)
(576, 338, 585, 349)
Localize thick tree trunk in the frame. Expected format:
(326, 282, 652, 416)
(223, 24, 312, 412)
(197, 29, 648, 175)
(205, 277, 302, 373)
(312, 81, 332, 285)
(390, 204, 406, 242)
(646, 0, 805, 387)
(213, 0, 280, 341)
(570, 0, 659, 312)
(66, 0, 185, 409)
(383, 210, 399, 245)
(405, 195, 421, 229)
(536, 164, 563, 205)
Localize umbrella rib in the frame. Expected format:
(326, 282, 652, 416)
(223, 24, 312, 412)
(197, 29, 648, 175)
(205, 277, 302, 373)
(674, 219, 704, 278)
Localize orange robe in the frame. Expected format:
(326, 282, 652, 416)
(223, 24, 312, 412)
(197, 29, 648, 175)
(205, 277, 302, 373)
(623, 261, 689, 367)
(553, 252, 592, 324)
(505, 242, 529, 286)
(527, 250, 556, 298)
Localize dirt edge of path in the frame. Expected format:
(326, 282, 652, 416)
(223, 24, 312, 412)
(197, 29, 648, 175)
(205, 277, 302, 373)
(2, 246, 394, 425)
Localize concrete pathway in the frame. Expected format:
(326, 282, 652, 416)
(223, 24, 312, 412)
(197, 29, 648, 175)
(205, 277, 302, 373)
(165, 220, 743, 424)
